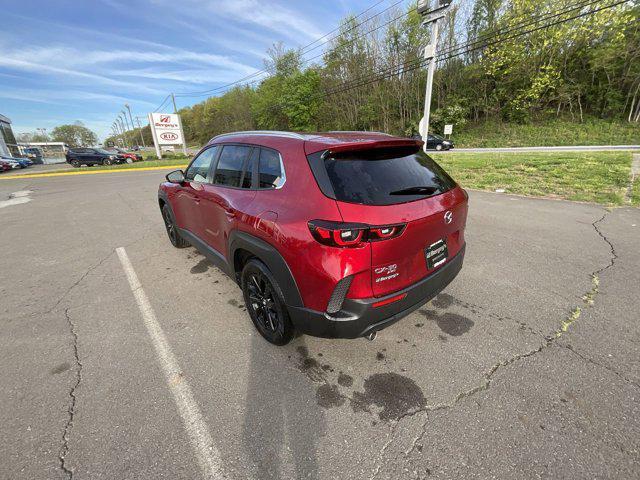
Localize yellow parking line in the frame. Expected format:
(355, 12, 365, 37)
(0, 164, 188, 180)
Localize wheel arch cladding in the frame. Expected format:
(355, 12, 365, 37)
(229, 231, 303, 308)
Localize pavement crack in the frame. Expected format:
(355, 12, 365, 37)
(59, 308, 82, 479)
(592, 211, 617, 275)
(404, 210, 621, 457)
(561, 343, 640, 390)
(48, 250, 115, 313)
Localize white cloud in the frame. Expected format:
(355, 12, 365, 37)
(0, 56, 166, 95)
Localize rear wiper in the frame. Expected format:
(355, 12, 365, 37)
(389, 186, 439, 196)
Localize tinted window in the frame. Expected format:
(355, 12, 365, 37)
(258, 148, 284, 189)
(214, 145, 252, 188)
(185, 147, 217, 182)
(323, 149, 456, 206)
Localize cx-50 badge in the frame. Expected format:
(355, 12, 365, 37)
(444, 211, 453, 224)
(375, 264, 399, 282)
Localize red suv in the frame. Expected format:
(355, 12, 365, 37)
(159, 131, 468, 345)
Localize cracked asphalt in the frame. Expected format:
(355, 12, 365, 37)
(0, 170, 638, 479)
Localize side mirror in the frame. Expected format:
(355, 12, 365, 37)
(166, 169, 185, 184)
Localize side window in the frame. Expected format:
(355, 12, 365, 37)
(185, 147, 218, 182)
(258, 148, 285, 189)
(214, 145, 252, 188)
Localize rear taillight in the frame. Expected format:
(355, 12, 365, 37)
(308, 220, 405, 248)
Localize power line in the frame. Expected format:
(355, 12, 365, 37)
(283, 0, 632, 107)
(174, 0, 408, 98)
(315, 0, 625, 100)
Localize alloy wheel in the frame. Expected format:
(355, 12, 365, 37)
(162, 208, 177, 244)
(246, 272, 281, 334)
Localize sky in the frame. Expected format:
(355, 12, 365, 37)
(0, 0, 381, 140)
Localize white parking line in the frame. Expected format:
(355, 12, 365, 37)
(116, 247, 226, 480)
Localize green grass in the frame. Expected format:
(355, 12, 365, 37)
(631, 177, 640, 206)
(454, 119, 640, 148)
(434, 151, 633, 206)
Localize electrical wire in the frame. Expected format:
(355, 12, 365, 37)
(173, 0, 407, 98)
(284, 0, 632, 107)
(315, 0, 628, 99)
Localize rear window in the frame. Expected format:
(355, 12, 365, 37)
(320, 149, 456, 206)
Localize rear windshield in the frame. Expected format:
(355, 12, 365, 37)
(321, 149, 456, 206)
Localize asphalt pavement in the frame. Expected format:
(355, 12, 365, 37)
(0, 169, 638, 479)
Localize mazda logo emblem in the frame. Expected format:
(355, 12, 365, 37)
(444, 211, 453, 224)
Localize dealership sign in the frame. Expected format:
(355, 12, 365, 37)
(148, 112, 187, 158)
(150, 113, 183, 145)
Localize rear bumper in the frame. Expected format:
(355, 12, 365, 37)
(288, 244, 465, 339)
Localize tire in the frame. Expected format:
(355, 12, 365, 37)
(70, 160, 80, 168)
(435, 144, 443, 151)
(241, 259, 294, 345)
(161, 204, 189, 248)
(103, 158, 112, 166)
(126, 158, 134, 164)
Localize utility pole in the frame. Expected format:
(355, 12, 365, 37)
(170, 93, 188, 156)
(135, 116, 147, 148)
(125, 104, 141, 148)
(418, 0, 450, 152)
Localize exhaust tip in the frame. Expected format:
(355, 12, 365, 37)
(365, 331, 377, 341)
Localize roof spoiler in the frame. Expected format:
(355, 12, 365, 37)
(322, 139, 424, 159)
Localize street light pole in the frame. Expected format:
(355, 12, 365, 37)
(118, 116, 128, 147)
(418, 1, 450, 152)
(125, 104, 142, 148)
(135, 116, 147, 148)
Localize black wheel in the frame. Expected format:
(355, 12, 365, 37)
(161, 204, 189, 248)
(241, 259, 294, 345)
(71, 160, 80, 168)
(103, 158, 112, 166)
(435, 144, 443, 151)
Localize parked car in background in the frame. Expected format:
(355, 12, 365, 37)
(159, 131, 467, 345)
(0, 160, 13, 172)
(0, 156, 28, 169)
(412, 133, 454, 151)
(65, 148, 125, 167)
(21, 147, 44, 164)
(427, 134, 454, 151)
(105, 147, 143, 163)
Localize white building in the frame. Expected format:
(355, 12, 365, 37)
(0, 114, 19, 157)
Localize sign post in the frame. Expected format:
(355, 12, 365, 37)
(148, 112, 185, 160)
(444, 124, 453, 138)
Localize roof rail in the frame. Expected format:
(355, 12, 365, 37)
(209, 131, 306, 142)
(326, 130, 392, 136)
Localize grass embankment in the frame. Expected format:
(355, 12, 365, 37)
(454, 119, 640, 148)
(435, 151, 633, 206)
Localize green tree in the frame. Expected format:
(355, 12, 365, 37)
(51, 122, 97, 147)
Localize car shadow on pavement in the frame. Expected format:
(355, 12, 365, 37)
(242, 334, 325, 479)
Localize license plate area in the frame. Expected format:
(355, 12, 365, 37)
(425, 239, 448, 270)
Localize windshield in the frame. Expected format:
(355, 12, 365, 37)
(321, 149, 456, 206)
(95, 149, 113, 154)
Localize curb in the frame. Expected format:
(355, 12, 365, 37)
(0, 165, 188, 180)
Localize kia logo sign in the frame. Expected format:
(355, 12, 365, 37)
(160, 132, 179, 141)
(159, 115, 171, 123)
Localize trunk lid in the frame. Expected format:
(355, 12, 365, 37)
(314, 143, 468, 297)
(336, 188, 467, 297)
